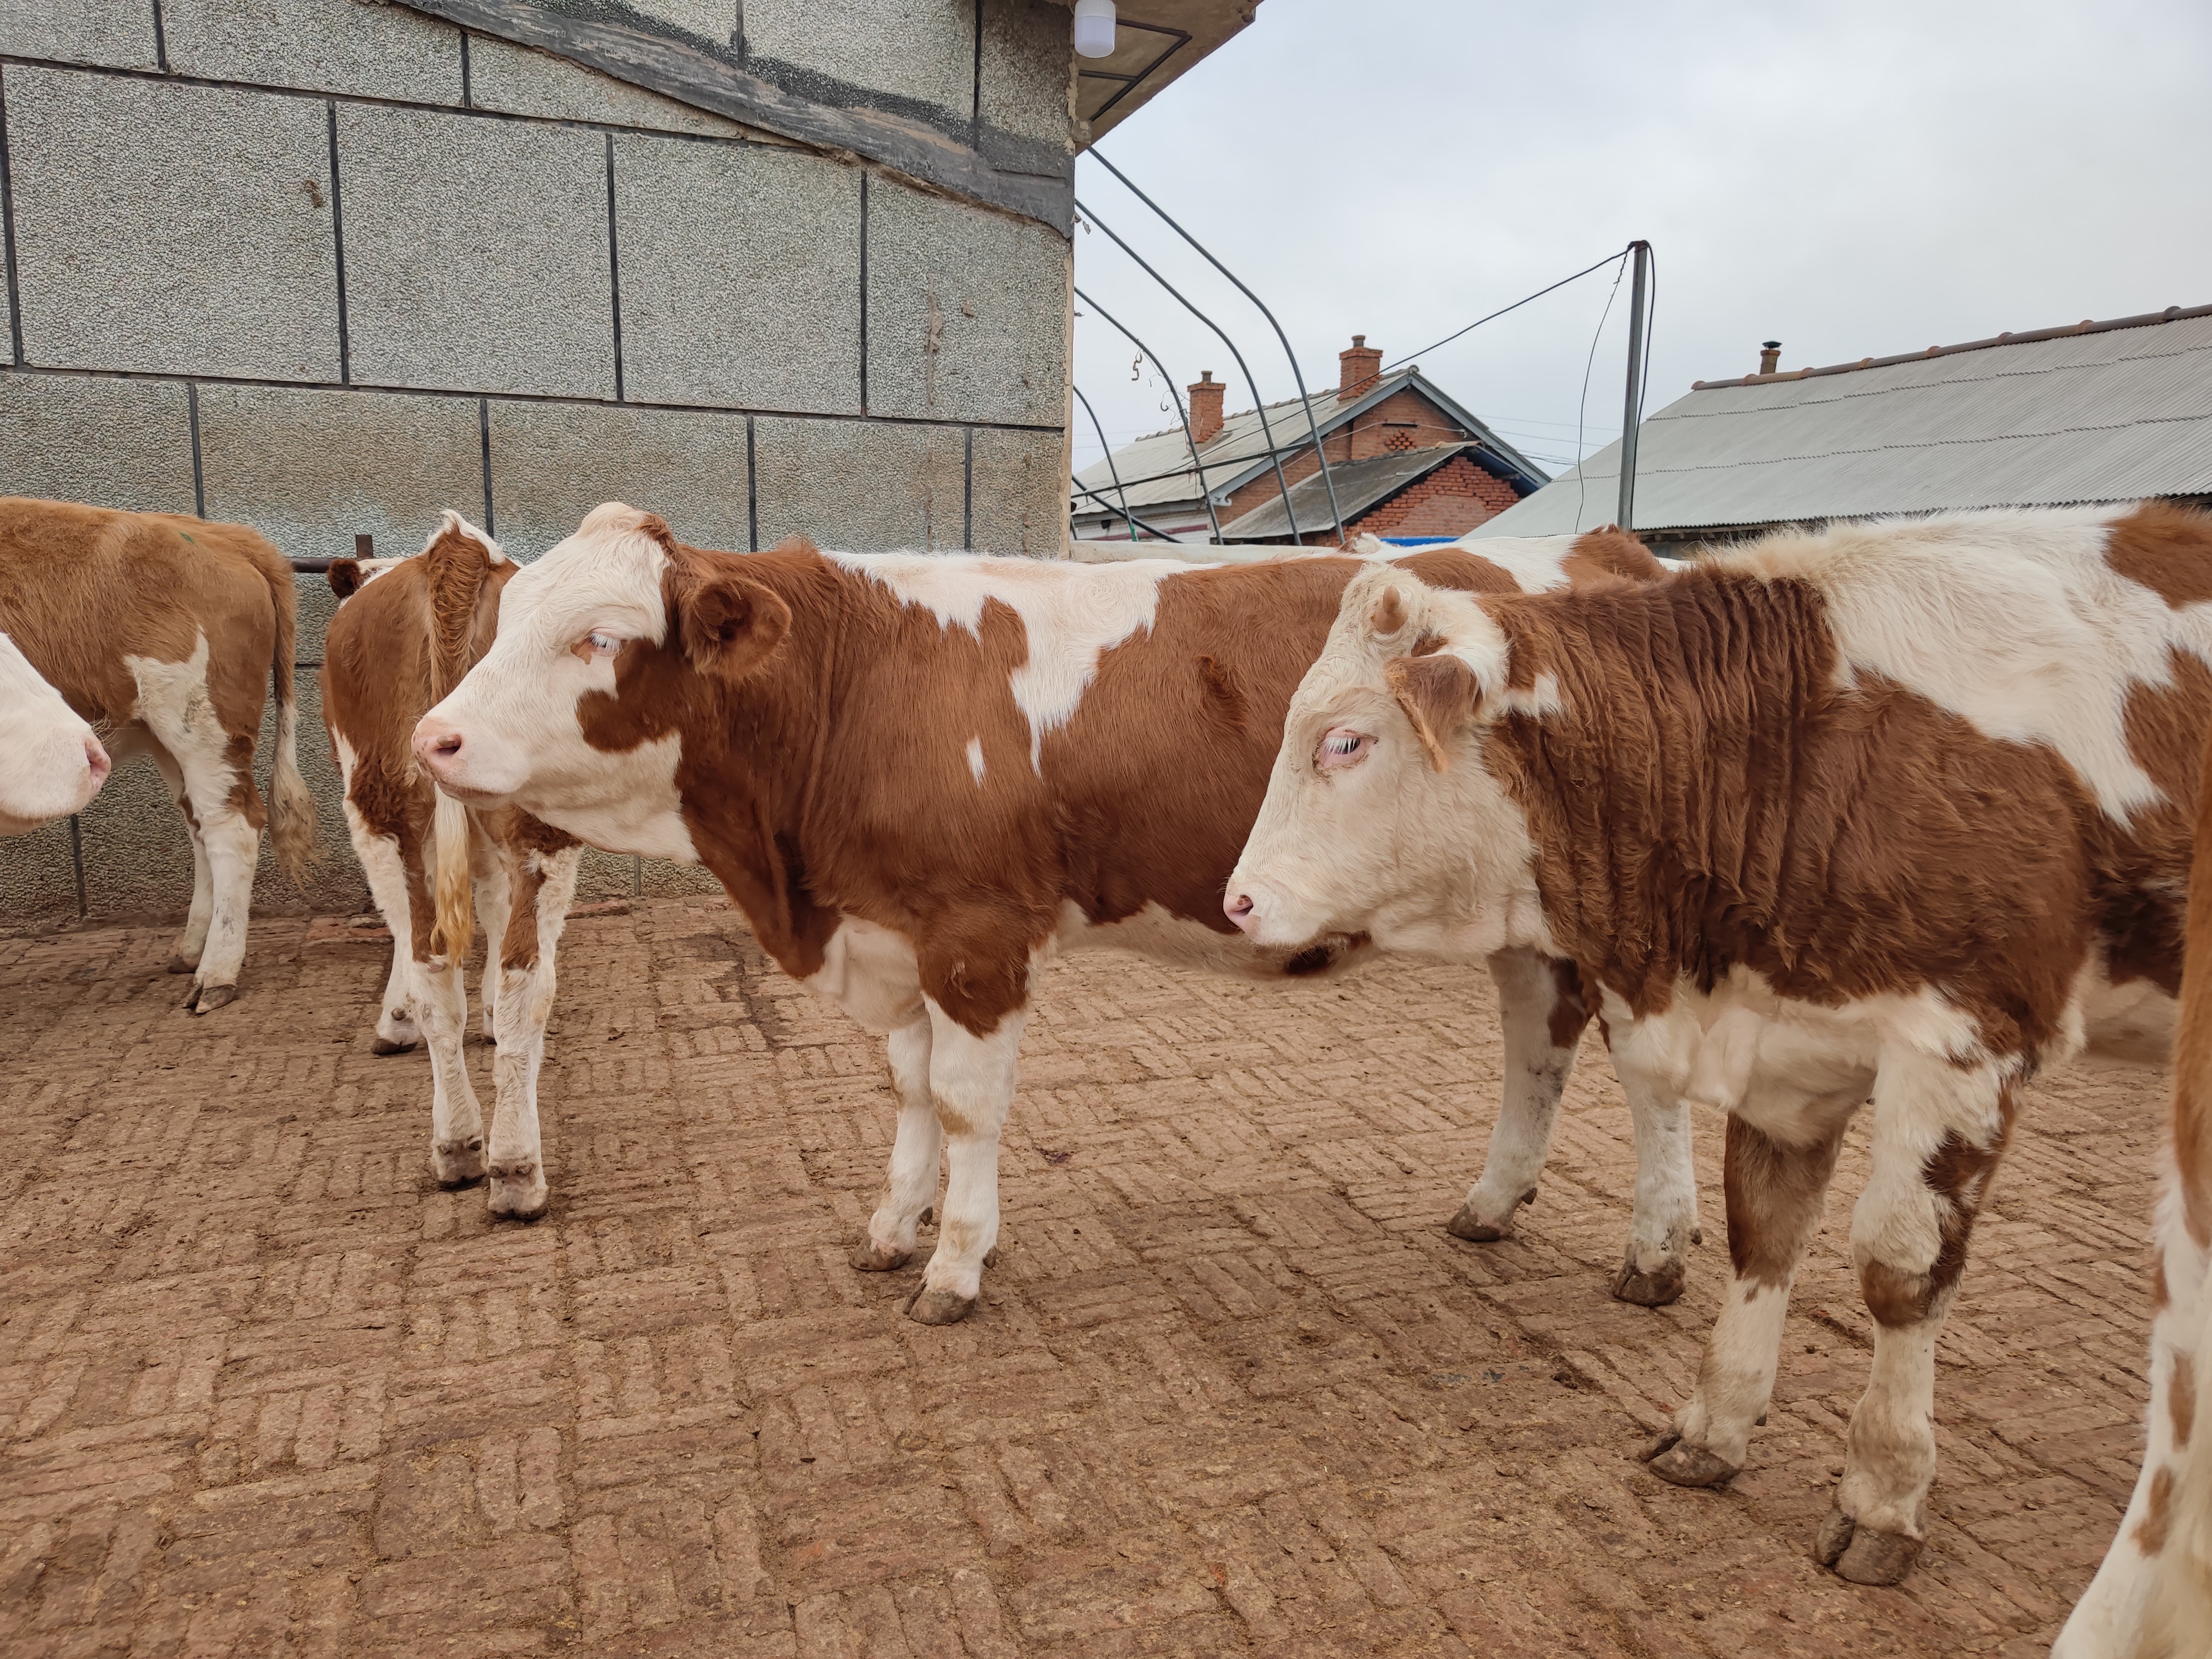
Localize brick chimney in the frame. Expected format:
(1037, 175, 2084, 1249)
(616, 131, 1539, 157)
(1188, 370, 1224, 444)
(1338, 334, 1383, 401)
(1758, 340, 1782, 375)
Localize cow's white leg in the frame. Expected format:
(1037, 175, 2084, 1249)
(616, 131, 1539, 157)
(148, 745, 214, 975)
(486, 845, 579, 1220)
(474, 853, 511, 1042)
(2056, 1208, 2207, 1656)
(1449, 950, 1587, 1241)
(1812, 1048, 2013, 1587)
(1612, 1065, 1704, 1306)
(1645, 1104, 1850, 1489)
(419, 952, 486, 1186)
(185, 797, 261, 1013)
(372, 932, 420, 1054)
(853, 1017, 942, 1271)
(909, 996, 1029, 1326)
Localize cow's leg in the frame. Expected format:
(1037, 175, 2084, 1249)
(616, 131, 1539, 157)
(371, 932, 420, 1055)
(148, 745, 214, 976)
(1582, 1002, 1705, 1306)
(1645, 1105, 1849, 1489)
(179, 775, 264, 1014)
(1812, 1051, 2016, 1587)
(909, 996, 1029, 1326)
(1449, 951, 1588, 1241)
(473, 846, 512, 1044)
(853, 1016, 941, 1271)
(486, 844, 580, 1220)
(2053, 1202, 2205, 1656)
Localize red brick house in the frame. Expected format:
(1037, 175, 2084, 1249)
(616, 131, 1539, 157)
(1071, 336, 1548, 544)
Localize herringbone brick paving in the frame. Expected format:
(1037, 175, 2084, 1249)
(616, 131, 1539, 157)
(0, 899, 2162, 1656)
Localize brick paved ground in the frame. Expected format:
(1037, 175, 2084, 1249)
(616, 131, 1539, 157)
(0, 899, 2163, 1657)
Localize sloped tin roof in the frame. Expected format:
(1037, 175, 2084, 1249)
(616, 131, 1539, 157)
(1474, 305, 2212, 539)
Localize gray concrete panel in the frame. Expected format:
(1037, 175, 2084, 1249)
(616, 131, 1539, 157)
(575, 847, 638, 903)
(486, 401, 750, 560)
(0, 372, 199, 513)
(753, 416, 965, 552)
(0, 1, 159, 69)
(970, 425, 1068, 556)
(621, 0, 737, 46)
(864, 178, 1067, 425)
(744, 0, 973, 119)
(465, 33, 759, 136)
(7, 71, 343, 380)
(164, 0, 464, 102)
(979, 0, 1073, 151)
(613, 134, 861, 413)
(338, 106, 613, 399)
(0, 817, 80, 923)
(195, 383, 487, 663)
(640, 857, 722, 898)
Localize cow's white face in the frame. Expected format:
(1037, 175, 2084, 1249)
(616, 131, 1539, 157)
(414, 503, 697, 858)
(1225, 565, 1548, 960)
(0, 632, 108, 835)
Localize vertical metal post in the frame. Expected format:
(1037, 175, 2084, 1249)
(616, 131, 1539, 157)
(1616, 239, 1650, 532)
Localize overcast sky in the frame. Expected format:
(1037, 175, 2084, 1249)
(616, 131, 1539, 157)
(1070, 0, 2212, 481)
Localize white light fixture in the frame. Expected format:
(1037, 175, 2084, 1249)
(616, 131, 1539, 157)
(1073, 0, 1117, 58)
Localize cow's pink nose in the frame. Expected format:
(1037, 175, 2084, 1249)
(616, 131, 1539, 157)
(414, 720, 465, 776)
(84, 735, 109, 785)
(1224, 891, 1256, 933)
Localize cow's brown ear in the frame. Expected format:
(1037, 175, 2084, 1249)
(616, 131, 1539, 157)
(328, 559, 362, 599)
(1384, 653, 1480, 773)
(677, 569, 791, 681)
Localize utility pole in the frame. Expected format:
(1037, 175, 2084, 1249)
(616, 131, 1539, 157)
(1616, 239, 1651, 532)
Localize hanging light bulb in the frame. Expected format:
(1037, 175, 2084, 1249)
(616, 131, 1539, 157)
(1073, 0, 1117, 58)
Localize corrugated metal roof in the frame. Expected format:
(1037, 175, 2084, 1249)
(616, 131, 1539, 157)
(1072, 369, 1547, 517)
(1216, 444, 1474, 541)
(1474, 305, 2212, 539)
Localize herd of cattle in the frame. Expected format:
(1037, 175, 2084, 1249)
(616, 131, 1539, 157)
(2, 490, 2208, 1650)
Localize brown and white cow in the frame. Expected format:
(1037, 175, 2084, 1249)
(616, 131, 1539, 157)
(2059, 713, 2212, 1657)
(403, 504, 1697, 1319)
(0, 631, 109, 833)
(1224, 503, 2212, 1585)
(322, 513, 582, 1218)
(0, 497, 316, 1008)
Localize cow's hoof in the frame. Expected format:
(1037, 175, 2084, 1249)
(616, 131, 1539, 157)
(1642, 1434, 1739, 1489)
(433, 1138, 487, 1187)
(1445, 1203, 1510, 1242)
(919, 1206, 935, 1225)
(1815, 1508, 1921, 1584)
(165, 953, 197, 975)
(906, 1288, 977, 1326)
(187, 983, 238, 1014)
(488, 1162, 547, 1220)
(1610, 1256, 1687, 1307)
(369, 1036, 418, 1055)
(850, 1239, 912, 1272)
(983, 1245, 1001, 1269)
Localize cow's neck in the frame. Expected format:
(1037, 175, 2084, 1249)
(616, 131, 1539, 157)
(1484, 569, 1836, 1015)
(677, 556, 844, 983)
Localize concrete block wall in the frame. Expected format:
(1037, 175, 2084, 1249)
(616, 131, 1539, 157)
(0, 0, 1077, 928)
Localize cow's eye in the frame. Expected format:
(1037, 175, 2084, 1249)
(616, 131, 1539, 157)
(572, 631, 625, 664)
(1316, 728, 1371, 771)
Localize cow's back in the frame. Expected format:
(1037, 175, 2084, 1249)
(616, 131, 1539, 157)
(0, 497, 288, 723)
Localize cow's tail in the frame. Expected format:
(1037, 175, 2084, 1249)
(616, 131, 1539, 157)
(423, 511, 502, 968)
(262, 545, 319, 887)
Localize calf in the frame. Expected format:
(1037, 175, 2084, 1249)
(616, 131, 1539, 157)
(322, 513, 582, 1218)
(2058, 713, 2212, 1656)
(403, 504, 1695, 1317)
(0, 631, 109, 833)
(0, 497, 315, 1008)
(1226, 504, 2212, 1586)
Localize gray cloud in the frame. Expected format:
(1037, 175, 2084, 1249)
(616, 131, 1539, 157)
(1072, 0, 2212, 483)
